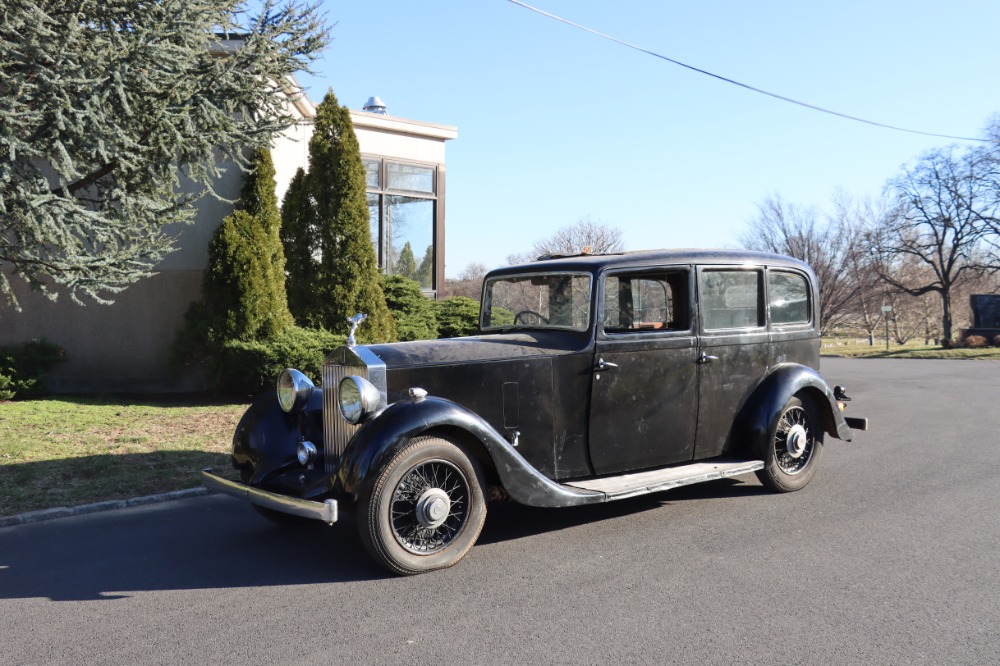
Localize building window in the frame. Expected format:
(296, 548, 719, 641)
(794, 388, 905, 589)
(364, 157, 438, 291)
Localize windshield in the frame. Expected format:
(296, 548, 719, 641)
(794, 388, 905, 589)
(481, 272, 593, 332)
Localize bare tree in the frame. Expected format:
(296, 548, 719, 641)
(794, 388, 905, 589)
(507, 216, 625, 266)
(870, 145, 1000, 342)
(841, 195, 895, 344)
(533, 216, 625, 257)
(738, 193, 859, 333)
(442, 262, 489, 300)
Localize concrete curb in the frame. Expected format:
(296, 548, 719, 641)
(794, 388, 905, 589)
(0, 487, 210, 528)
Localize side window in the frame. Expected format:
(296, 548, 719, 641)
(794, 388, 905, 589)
(604, 271, 690, 333)
(769, 271, 811, 325)
(700, 270, 764, 330)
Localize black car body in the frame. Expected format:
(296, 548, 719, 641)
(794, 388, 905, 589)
(204, 249, 867, 574)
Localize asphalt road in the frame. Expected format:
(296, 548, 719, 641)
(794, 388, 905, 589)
(2, 358, 999, 665)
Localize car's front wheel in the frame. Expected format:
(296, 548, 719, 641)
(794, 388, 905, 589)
(358, 436, 487, 575)
(755, 395, 824, 492)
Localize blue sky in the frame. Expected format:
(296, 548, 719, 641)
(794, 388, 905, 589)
(297, 0, 1000, 278)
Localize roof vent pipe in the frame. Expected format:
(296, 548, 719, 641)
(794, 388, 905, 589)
(363, 96, 387, 114)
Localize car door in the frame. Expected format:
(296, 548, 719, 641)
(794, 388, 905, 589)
(694, 266, 770, 459)
(588, 267, 699, 475)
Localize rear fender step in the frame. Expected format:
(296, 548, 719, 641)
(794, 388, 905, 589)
(562, 458, 764, 501)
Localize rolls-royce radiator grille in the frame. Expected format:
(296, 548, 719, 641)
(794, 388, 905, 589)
(322, 363, 366, 473)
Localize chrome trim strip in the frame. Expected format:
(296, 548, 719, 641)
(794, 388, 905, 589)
(201, 469, 338, 524)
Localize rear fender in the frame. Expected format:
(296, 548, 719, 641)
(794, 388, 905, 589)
(734, 363, 854, 455)
(326, 396, 603, 508)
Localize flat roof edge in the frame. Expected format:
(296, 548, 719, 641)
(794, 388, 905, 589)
(349, 110, 458, 141)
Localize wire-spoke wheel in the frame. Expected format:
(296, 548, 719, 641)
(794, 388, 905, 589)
(359, 436, 486, 575)
(390, 459, 470, 555)
(756, 396, 824, 492)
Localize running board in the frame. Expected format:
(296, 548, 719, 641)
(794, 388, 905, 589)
(563, 458, 765, 501)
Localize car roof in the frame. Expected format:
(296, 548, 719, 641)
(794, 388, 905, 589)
(486, 248, 814, 278)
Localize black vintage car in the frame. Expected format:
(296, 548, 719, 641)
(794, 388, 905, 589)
(203, 249, 867, 575)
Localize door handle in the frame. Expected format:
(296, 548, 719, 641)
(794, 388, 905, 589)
(697, 353, 719, 364)
(595, 358, 619, 372)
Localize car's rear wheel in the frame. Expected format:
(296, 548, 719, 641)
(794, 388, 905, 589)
(755, 395, 824, 492)
(358, 436, 487, 575)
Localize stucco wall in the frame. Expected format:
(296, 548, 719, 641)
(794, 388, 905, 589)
(2, 268, 206, 392)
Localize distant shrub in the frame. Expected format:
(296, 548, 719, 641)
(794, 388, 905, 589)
(382, 274, 438, 341)
(0, 339, 66, 400)
(964, 335, 988, 349)
(940, 338, 957, 349)
(490, 306, 516, 328)
(993, 335, 1000, 348)
(211, 327, 346, 395)
(432, 297, 481, 338)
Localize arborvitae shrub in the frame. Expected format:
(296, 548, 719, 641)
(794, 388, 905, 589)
(395, 242, 419, 283)
(172, 149, 294, 385)
(382, 275, 438, 341)
(432, 297, 481, 338)
(204, 209, 286, 342)
(281, 167, 318, 322)
(306, 90, 395, 343)
(416, 245, 434, 289)
(200, 149, 293, 342)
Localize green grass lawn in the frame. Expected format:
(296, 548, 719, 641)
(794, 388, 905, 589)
(0, 397, 246, 516)
(821, 339, 1000, 359)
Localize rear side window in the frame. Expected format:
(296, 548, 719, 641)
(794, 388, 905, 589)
(769, 271, 810, 325)
(700, 270, 763, 330)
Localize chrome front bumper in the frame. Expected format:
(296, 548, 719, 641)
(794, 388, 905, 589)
(201, 469, 338, 525)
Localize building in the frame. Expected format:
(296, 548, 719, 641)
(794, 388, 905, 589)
(1, 93, 457, 393)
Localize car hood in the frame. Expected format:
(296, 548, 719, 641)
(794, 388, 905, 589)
(366, 331, 589, 370)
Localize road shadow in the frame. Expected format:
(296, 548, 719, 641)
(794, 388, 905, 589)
(0, 496, 384, 601)
(479, 476, 769, 545)
(0, 476, 769, 601)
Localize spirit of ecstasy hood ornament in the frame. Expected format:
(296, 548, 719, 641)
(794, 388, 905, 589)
(346, 313, 368, 346)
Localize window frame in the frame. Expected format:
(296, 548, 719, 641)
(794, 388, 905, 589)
(697, 267, 767, 334)
(597, 266, 694, 338)
(480, 270, 595, 333)
(363, 155, 441, 293)
(766, 268, 814, 329)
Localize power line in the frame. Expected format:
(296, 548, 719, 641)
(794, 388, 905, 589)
(507, 0, 992, 143)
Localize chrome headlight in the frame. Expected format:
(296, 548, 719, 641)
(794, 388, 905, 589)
(277, 368, 315, 413)
(338, 375, 381, 424)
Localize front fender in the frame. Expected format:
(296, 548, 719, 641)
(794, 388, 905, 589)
(233, 388, 324, 485)
(735, 363, 854, 453)
(323, 396, 603, 508)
